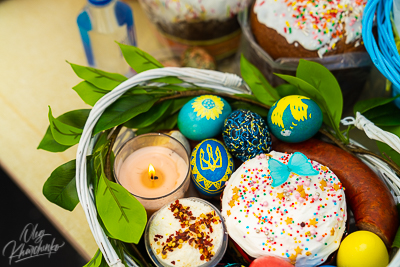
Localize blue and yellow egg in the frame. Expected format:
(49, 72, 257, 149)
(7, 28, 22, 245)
(223, 109, 272, 162)
(267, 95, 323, 143)
(190, 139, 234, 196)
(177, 95, 232, 141)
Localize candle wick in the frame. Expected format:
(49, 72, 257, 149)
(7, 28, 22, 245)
(154, 176, 158, 180)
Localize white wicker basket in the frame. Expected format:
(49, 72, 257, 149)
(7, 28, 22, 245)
(75, 67, 400, 267)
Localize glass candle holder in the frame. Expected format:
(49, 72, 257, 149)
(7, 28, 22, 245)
(114, 133, 191, 216)
(145, 197, 228, 267)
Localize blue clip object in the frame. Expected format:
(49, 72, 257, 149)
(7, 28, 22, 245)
(268, 152, 319, 187)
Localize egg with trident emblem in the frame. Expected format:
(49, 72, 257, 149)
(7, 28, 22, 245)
(190, 139, 234, 196)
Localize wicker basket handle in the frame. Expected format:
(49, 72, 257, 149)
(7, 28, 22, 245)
(75, 67, 248, 267)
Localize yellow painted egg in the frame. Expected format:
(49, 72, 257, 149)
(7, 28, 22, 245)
(337, 231, 389, 267)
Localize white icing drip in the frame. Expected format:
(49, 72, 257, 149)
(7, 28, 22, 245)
(253, 0, 366, 56)
(221, 151, 347, 267)
(139, 0, 251, 23)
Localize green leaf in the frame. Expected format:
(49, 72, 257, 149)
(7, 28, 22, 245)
(154, 112, 179, 131)
(234, 94, 259, 101)
(68, 62, 127, 90)
(93, 131, 111, 156)
(296, 59, 343, 126)
(43, 159, 79, 211)
(354, 95, 400, 115)
(363, 102, 400, 126)
(92, 131, 112, 191)
(38, 109, 91, 152)
(274, 74, 332, 126)
(95, 158, 147, 243)
(126, 87, 148, 95)
(120, 243, 148, 267)
(73, 81, 110, 106)
(84, 249, 108, 267)
(240, 55, 279, 106)
(135, 125, 157, 135)
(276, 83, 299, 98)
(97, 214, 116, 239)
(37, 127, 71, 152)
(133, 97, 191, 134)
(111, 241, 128, 267)
(161, 85, 188, 92)
(152, 77, 183, 84)
(230, 101, 269, 117)
(124, 100, 172, 129)
(376, 125, 400, 167)
(136, 112, 179, 135)
(93, 95, 159, 134)
(169, 97, 193, 114)
(393, 226, 400, 248)
(118, 43, 163, 73)
(48, 107, 89, 146)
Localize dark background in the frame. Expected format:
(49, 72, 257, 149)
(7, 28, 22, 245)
(0, 167, 87, 267)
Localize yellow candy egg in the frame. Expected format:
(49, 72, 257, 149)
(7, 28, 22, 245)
(337, 231, 389, 267)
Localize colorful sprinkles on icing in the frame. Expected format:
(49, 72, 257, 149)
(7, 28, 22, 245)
(254, 0, 367, 57)
(222, 151, 347, 267)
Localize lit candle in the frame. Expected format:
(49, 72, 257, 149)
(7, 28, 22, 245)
(117, 146, 188, 198)
(114, 133, 190, 215)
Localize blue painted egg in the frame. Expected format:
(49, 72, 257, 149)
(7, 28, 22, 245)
(267, 95, 323, 143)
(190, 139, 234, 196)
(222, 109, 272, 162)
(177, 95, 232, 141)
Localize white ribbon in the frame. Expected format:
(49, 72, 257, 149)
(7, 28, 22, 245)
(341, 112, 400, 154)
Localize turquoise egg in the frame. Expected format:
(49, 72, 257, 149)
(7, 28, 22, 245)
(223, 109, 272, 162)
(190, 139, 234, 196)
(267, 95, 323, 143)
(177, 95, 232, 141)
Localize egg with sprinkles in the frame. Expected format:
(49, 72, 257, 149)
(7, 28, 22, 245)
(267, 95, 323, 143)
(190, 139, 234, 196)
(223, 109, 272, 162)
(178, 95, 232, 141)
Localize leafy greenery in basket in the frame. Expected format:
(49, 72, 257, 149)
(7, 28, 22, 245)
(38, 44, 400, 266)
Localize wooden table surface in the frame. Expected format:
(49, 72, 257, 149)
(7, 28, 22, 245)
(0, 0, 164, 261)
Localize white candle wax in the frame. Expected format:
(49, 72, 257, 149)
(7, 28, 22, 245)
(117, 146, 188, 198)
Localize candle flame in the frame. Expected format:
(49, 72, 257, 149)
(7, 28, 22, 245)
(148, 164, 156, 179)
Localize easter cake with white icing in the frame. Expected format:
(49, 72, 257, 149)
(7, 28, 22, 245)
(250, 0, 367, 58)
(139, 0, 250, 41)
(221, 151, 347, 266)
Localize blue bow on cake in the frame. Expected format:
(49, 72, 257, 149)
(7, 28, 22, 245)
(268, 152, 319, 187)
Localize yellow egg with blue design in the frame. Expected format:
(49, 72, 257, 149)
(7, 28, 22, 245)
(190, 139, 234, 196)
(177, 95, 232, 141)
(267, 95, 323, 143)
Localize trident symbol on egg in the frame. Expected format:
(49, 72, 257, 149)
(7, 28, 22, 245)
(200, 144, 222, 171)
